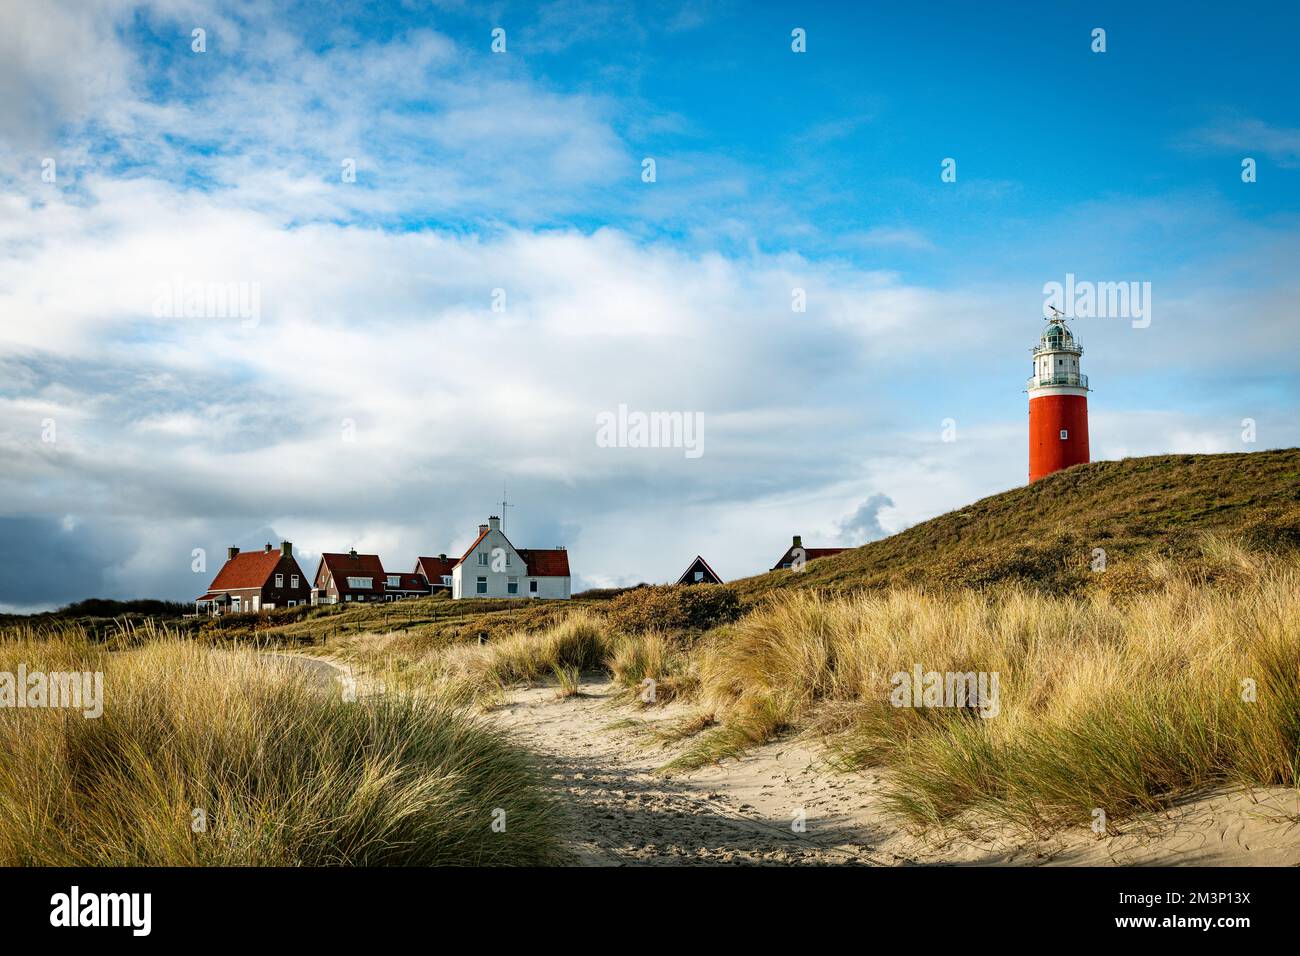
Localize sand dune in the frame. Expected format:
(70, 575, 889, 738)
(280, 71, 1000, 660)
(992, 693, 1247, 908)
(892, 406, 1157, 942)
(490, 677, 1300, 866)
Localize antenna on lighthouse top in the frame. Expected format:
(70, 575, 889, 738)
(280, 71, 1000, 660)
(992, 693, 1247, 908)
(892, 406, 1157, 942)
(1047, 305, 1066, 320)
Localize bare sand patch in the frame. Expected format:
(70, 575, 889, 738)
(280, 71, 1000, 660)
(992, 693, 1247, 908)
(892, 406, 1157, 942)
(489, 677, 1300, 866)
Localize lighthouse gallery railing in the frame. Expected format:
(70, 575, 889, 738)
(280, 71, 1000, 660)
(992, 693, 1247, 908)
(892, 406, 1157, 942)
(1026, 372, 1089, 389)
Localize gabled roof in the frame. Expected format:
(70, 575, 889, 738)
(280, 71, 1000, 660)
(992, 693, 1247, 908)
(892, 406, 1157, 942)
(517, 548, 570, 577)
(206, 549, 286, 592)
(451, 522, 570, 577)
(770, 546, 849, 571)
(455, 529, 492, 565)
(675, 555, 722, 585)
(416, 556, 457, 580)
(319, 552, 386, 593)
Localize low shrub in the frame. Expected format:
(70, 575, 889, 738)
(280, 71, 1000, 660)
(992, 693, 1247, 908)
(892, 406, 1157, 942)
(605, 584, 743, 634)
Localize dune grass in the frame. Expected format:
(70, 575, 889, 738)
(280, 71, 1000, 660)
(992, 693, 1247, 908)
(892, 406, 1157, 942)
(433, 612, 612, 705)
(678, 553, 1300, 832)
(606, 630, 698, 705)
(0, 636, 566, 865)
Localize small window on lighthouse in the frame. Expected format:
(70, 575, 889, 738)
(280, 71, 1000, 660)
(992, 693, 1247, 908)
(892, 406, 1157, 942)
(1059, 429, 1069, 440)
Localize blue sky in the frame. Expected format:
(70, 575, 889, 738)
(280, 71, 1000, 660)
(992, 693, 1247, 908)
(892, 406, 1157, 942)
(0, 0, 1297, 609)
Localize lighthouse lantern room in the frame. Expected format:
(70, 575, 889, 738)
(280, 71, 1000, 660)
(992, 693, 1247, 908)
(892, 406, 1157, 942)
(1027, 312, 1090, 482)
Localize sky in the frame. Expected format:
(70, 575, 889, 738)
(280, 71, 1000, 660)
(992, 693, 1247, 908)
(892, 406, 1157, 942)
(1, 0, 1297, 610)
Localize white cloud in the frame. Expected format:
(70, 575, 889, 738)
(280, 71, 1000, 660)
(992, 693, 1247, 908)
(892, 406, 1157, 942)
(1, 2, 1296, 605)
(1184, 117, 1300, 168)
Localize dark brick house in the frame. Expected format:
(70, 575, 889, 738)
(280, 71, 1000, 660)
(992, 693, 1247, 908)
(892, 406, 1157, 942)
(415, 555, 456, 592)
(196, 541, 311, 615)
(313, 550, 387, 604)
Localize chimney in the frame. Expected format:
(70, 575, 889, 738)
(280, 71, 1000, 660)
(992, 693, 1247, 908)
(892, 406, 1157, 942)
(227, 546, 240, 560)
(439, 553, 446, 560)
(264, 542, 273, 553)
(478, 523, 489, 535)
(792, 535, 802, 549)
(281, 541, 293, 557)
(488, 515, 501, 532)
(349, 548, 358, 558)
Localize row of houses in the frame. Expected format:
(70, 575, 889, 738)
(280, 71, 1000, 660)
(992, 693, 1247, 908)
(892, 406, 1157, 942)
(195, 515, 571, 615)
(195, 521, 845, 615)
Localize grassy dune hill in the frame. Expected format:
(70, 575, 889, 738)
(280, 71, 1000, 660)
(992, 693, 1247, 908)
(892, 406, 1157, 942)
(733, 448, 1300, 599)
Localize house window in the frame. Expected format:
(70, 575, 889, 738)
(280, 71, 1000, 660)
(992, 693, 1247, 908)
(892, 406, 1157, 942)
(507, 576, 518, 594)
(291, 575, 299, 588)
(529, 580, 538, 594)
(478, 552, 488, 566)
(441, 575, 451, 587)
(694, 571, 704, 582)
(346, 576, 372, 589)
(275, 573, 284, 587)
(476, 576, 488, 594)
(345, 594, 352, 602)
(287, 600, 297, 608)
(1060, 429, 1069, 440)
(387, 575, 400, 588)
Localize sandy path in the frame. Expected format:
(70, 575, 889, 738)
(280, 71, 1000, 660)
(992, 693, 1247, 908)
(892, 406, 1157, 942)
(489, 680, 886, 865)
(489, 676, 1300, 867)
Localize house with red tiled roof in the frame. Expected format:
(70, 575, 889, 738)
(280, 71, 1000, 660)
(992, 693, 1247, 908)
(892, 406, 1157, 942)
(676, 555, 723, 585)
(414, 555, 456, 592)
(770, 535, 849, 571)
(383, 571, 432, 600)
(450, 516, 571, 600)
(312, 550, 387, 604)
(195, 541, 311, 615)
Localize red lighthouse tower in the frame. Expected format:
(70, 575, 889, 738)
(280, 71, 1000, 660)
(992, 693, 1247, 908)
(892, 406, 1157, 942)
(1027, 312, 1090, 482)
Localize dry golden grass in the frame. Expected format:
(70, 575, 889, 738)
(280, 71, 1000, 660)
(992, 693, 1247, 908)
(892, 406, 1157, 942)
(606, 630, 699, 705)
(675, 550, 1300, 832)
(552, 664, 582, 698)
(0, 636, 565, 865)
(432, 612, 612, 705)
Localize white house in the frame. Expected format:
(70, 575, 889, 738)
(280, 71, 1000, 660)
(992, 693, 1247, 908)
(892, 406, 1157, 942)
(451, 515, 571, 600)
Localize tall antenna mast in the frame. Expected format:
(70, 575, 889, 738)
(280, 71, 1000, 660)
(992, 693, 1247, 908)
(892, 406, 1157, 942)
(501, 483, 513, 533)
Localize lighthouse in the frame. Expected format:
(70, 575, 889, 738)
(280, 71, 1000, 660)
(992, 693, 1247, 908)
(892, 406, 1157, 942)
(1027, 312, 1090, 482)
